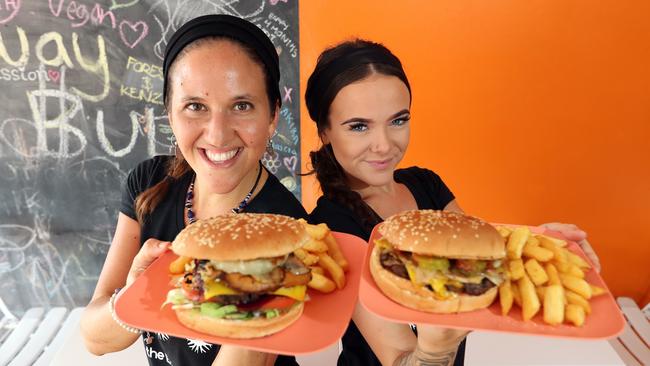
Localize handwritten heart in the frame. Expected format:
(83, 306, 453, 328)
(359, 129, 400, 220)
(110, 0, 139, 10)
(283, 155, 297, 173)
(0, 0, 21, 24)
(47, 69, 60, 82)
(119, 20, 148, 49)
(270, 0, 288, 5)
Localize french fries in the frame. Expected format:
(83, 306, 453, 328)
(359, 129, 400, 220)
(318, 253, 345, 289)
(559, 274, 592, 299)
(518, 274, 541, 321)
(524, 259, 549, 286)
(565, 290, 592, 315)
(298, 219, 328, 240)
(507, 227, 530, 259)
(308, 272, 336, 293)
(590, 284, 606, 297)
(169, 255, 192, 274)
(298, 221, 349, 293)
(303, 238, 328, 253)
(324, 233, 349, 271)
(511, 281, 523, 307)
(508, 259, 526, 280)
(499, 280, 514, 315)
(522, 244, 554, 262)
(543, 285, 565, 325)
(545, 263, 561, 286)
(496, 226, 606, 327)
(565, 304, 585, 326)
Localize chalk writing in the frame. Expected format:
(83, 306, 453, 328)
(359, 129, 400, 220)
(48, 0, 149, 49)
(0, 0, 20, 25)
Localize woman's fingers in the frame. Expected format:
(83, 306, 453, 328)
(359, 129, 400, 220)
(577, 238, 602, 273)
(126, 239, 170, 286)
(541, 222, 587, 242)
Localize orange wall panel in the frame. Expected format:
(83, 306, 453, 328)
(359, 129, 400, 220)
(300, 1, 650, 304)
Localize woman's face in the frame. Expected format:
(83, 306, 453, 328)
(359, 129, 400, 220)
(168, 39, 277, 193)
(323, 73, 411, 189)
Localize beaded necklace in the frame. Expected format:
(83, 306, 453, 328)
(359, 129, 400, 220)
(184, 161, 263, 224)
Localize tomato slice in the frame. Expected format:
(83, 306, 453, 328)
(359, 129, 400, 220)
(258, 296, 297, 310)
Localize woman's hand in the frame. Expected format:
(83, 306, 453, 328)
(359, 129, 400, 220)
(126, 238, 171, 287)
(540, 223, 601, 272)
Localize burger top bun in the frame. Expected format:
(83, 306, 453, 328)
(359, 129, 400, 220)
(172, 213, 309, 261)
(378, 210, 505, 260)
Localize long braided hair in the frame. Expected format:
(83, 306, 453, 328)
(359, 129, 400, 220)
(305, 39, 412, 231)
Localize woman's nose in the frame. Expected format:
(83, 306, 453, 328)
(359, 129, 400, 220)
(204, 111, 234, 146)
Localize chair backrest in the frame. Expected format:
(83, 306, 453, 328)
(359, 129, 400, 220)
(608, 297, 650, 366)
(33, 307, 84, 366)
(0, 308, 44, 366)
(8, 307, 68, 366)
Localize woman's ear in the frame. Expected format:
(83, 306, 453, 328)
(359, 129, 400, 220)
(319, 130, 330, 145)
(268, 103, 280, 137)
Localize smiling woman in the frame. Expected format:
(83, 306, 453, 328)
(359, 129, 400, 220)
(79, 14, 306, 366)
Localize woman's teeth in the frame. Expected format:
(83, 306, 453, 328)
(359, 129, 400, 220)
(206, 148, 238, 162)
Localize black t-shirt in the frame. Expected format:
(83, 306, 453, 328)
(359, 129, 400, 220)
(121, 155, 306, 366)
(309, 166, 465, 366)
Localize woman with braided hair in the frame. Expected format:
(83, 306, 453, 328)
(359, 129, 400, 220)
(305, 39, 600, 366)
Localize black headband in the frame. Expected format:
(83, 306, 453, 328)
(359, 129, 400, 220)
(306, 47, 407, 124)
(163, 14, 280, 106)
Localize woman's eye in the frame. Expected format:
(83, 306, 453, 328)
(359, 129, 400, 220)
(349, 123, 368, 132)
(185, 102, 205, 112)
(234, 102, 253, 112)
(392, 115, 410, 126)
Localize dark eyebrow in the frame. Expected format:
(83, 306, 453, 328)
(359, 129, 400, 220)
(340, 109, 410, 125)
(180, 96, 204, 103)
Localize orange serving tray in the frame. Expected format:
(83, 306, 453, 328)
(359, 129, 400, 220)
(115, 232, 366, 355)
(359, 225, 625, 340)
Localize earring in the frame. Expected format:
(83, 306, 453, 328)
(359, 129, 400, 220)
(170, 135, 177, 156)
(266, 138, 275, 157)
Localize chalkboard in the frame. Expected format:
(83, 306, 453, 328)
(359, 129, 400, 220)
(0, 0, 301, 315)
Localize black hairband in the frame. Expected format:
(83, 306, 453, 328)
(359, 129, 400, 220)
(306, 47, 405, 123)
(162, 14, 280, 106)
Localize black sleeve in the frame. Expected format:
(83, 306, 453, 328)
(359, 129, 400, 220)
(309, 198, 370, 242)
(421, 168, 455, 209)
(120, 156, 169, 220)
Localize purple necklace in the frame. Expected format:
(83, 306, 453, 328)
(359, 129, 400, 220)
(185, 161, 263, 224)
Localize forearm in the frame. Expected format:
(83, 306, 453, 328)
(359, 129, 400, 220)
(211, 346, 277, 366)
(393, 344, 458, 366)
(80, 296, 140, 355)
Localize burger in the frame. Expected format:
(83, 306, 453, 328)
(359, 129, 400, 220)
(370, 210, 506, 313)
(164, 213, 312, 338)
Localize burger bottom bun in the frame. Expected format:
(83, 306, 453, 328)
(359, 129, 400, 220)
(370, 245, 498, 313)
(175, 302, 304, 339)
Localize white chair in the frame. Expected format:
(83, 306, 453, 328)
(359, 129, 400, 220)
(9, 307, 68, 366)
(0, 307, 44, 366)
(608, 297, 650, 366)
(34, 308, 84, 366)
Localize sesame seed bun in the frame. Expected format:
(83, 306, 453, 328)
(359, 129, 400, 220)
(175, 302, 304, 339)
(378, 210, 505, 260)
(369, 244, 498, 313)
(171, 213, 310, 261)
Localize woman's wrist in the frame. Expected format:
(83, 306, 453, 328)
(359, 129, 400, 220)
(394, 344, 459, 366)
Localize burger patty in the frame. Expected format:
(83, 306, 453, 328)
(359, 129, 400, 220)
(214, 293, 266, 305)
(380, 251, 409, 279)
(195, 255, 312, 294)
(379, 248, 499, 296)
(462, 278, 496, 296)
